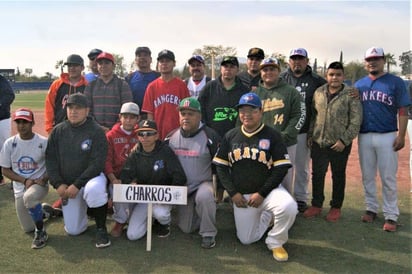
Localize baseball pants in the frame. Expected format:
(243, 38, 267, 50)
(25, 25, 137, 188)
(176, 181, 217, 237)
(109, 184, 132, 224)
(13, 181, 49, 232)
(281, 144, 297, 194)
(62, 173, 108, 235)
(293, 133, 311, 202)
(233, 185, 297, 250)
(358, 132, 399, 221)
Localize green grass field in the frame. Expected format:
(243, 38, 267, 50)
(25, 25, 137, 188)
(12, 91, 47, 110)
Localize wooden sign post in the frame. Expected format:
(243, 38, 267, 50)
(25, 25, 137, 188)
(113, 184, 187, 251)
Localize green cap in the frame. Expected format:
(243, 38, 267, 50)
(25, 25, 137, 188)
(178, 97, 201, 112)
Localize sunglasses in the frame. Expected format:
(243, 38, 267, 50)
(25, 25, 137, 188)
(138, 131, 157, 137)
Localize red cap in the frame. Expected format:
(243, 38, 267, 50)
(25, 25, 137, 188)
(96, 52, 115, 63)
(13, 108, 34, 122)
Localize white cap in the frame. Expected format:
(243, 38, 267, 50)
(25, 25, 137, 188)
(365, 47, 384, 60)
(120, 102, 140, 115)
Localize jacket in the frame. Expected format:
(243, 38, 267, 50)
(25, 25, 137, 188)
(0, 75, 15, 120)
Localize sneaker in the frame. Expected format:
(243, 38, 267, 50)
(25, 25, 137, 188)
(303, 206, 322, 218)
(31, 230, 48, 249)
(96, 228, 111, 248)
(326, 208, 341, 222)
(297, 201, 308, 213)
(52, 198, 63, 209)
(153, 220, 170, 238)
(110, 222, 125, 238)
(383, 219, 397, 232)
(272, 246, 288, 262)
(361, 210, 377, 223)
(201, 236, 216, 249)
(42, 203, 62, 218)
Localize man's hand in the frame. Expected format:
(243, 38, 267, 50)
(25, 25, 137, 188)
(247, 192, 264, 208)
(331, 140, 345, 152)
(66, 184, 80, 199)
(393, 135, 405, 151)
(231, 193, 248, 208)
(56, 184, 69, 198)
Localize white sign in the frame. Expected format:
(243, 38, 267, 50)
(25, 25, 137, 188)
(113, 184, 187, 205)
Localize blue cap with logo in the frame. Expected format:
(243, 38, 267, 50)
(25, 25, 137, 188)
(236, 92, 262, 109)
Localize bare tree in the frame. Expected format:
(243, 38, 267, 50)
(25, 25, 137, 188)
(193, 45, 237, 79)
(55, 60, 64, 74)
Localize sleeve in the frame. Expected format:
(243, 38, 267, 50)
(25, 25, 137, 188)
(142, 82, 154, 114)
(307, 88, 320, 139)
(120, 79, 133, 104)
(281, 88, 305, 144)
(44, 80, 61, 134)
(0, 76, 15, 108)
(45, 129, 65, 188)
(0, 139, 12, 168)
(104, 132, 115, 175)
(120, 152, 138, 184)
(84, 83, 94, 116)
(198, 84, 209, 124)
(213, 136, 238, 197)
(340, 93, 362, 146)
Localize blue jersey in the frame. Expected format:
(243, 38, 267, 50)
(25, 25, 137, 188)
(355, 73, 410, 133)
(126, 70, 160, 109)
(84, 72, 98, 83)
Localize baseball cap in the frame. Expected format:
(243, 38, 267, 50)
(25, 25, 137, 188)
(364, 47, 384, 60)
(13, 108, 34, 122)
(64, 54, 84, 66)
(96, 52, 115, 63)
(289, 48, 308, 58)
(87, 49, 103, 60)
(188, 55, 205, 65)
(67, 93, 88, 108)
(120, 102, 140, 116)
(135, 46, 151, 55)
(157, 49, 175, 61)
(236, 92, 262, 109)
(260, 57, 280, 70)
(247, 47, 265, 59)
(137, 120, 158, 132)
(178, 97, 201, 112)
(221, 56, 239, 67)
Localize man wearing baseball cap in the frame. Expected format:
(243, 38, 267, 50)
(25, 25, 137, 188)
(213, 92, 297, 261)
(85, 48, 103, 82)
(0, 108, 49, 249)
(142, 49, 190, 140)
(46, 93, 111, 248)
(166, 97, 221, 248)
(125, 47, 160, 117)
(238, 47, 265, 90)
(84, 52, 133, 132)
(280, 48, 326, 213)
(185, 55, 211, 98)
(355, 47, 410, 232)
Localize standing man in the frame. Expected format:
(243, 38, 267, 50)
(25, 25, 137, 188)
(185, 55, 211, 98)
(166, 97, 221, 249)
(238, 47, 265, 90)
(355, 47, 410, 232)
(84, 48, 103, 83)
(280, 48, 327, 212)
(125, 46, 160, 116)
(0, 108, 49, 249)
(0, 74, 15, 185)
(46, 93, 110, 248)
(254, 57, 305, 194)
(44, 54, 87, 134)
(304, 62, 362, 222)
(213, 93, 297, 262)
(84, 52, 133, 132)
(142, 49, 190, 139)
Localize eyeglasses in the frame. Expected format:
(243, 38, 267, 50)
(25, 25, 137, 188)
(138, 131, 157, 137)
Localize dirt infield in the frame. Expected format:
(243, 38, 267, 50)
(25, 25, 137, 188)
(11, 109, 411, 192)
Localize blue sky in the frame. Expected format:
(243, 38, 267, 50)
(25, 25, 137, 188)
(1, 0, 410, 77)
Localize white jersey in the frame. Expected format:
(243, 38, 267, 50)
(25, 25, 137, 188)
(187, 76, 208, 99)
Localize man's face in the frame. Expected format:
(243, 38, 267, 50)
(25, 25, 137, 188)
(220, 64, 239, 81)
(364, 57, 385, 76)
(238, 106, 262, 131)
(67, 64, 84, 79)
(261, 66, 280, 86)
(120, 113, 139, 131)
(247, 57, 262, 74)
(158, 58, 175, 74)
(179, 109, 201, 133)
(97, 59, 115, 77)
(135, 52, 152, 70)
(189, 60, 205, 80)
(326, 68, 344, 89)
(288, 55, 308, 75)
(89, 58, 98, 74)
(67, 105, 89, 126)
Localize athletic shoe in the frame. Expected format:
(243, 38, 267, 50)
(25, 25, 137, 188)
(31, 230, 48, 249)
(110, 222, 125, 238)
(361, 210, 377, 223)
(272, 246, 288, 262)
(42, 203, 62, 218)
(303, 206, 322, 218)
(52, 198, 63, 209)
(326, 208, 341, 222)
(201, 236, 216, 249)
(297, 201, 308, 213)
(383, 219, 397, 232)
(153, 220, 170, 238)
(95, 228, 111, 248)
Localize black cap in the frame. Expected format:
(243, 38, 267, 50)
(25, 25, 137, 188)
(157, 49, 175, 61)
(67, 93, 88, 108)
(247, 47, 265, 59)
(135, 47, 151, 55)
(64, 54, 84, 66)
(87, 49, 103, 60)
(221, 56, 239, 67)
(138, 120, 158, 131)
